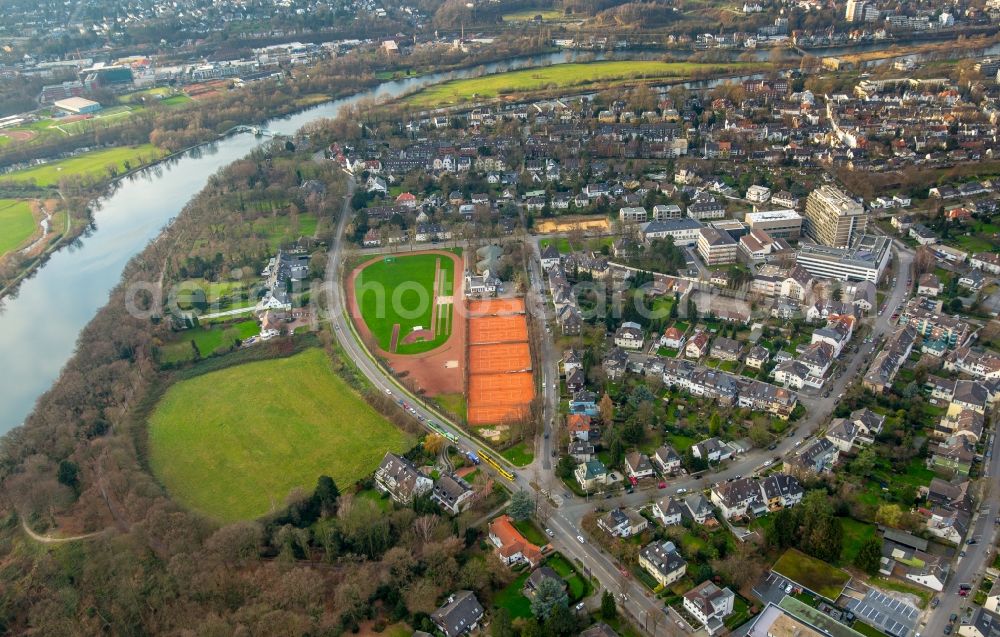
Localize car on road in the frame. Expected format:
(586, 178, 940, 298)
(931, 598, 939, 608)
(767, 443, 777, 450)
(658, 482, 667, 489)
(385, 389, 392, 395)
(944, 625, 952, 635)
(575, 602, 585, 611)
(967, 538, 977, 545)
(676, 488, 687, 494)
(950, 614, 959, 623)
(577, 535, 585, 544)
(629, 476, 638, 487)
(546, 528, 554, 537)
(959, 550, 966, 557)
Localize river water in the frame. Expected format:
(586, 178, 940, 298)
(0, 37, 955, 432)
(0, 50, 606, 432)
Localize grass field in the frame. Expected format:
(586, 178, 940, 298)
(148, 349, 413, 521)
(772, 549, 851, 600)
(2, 144, 165, 187)
(355, 253, 454, 355)
(502, 8, 566, 20)
(435, 392, 467, 418)
(0, 199, 35, 256)
(501, 442, 535, 467)
(407, 61, 762, 107)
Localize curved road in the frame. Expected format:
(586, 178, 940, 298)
(324, 179, 953, 636)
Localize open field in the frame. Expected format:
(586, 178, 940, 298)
(406, 61, 764, 107)
(772, 549, 852, 601)
(1, 144, 165, 187)
(0, 199, 36, 256)
(148, 348, 413, 521)
(354, 253, 454, 355)
(502, 8, 567, 20)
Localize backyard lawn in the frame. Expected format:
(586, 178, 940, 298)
(0, 199, 35, 256)
(157, 319, 260, 363)
(494, 571, 532, 619)
(839, 517, 878, 566)
(148, 348, 414, 521)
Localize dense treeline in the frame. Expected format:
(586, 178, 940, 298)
(0, 140, 511, 634)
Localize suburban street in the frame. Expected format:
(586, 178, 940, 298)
(322, 180, 992, 637)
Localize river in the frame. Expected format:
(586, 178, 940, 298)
(0, 50, 608, 433)
(0, 36, 962, 432)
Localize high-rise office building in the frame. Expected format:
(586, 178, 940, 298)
(803, 185, 868, 247)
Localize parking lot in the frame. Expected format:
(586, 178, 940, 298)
(844, 589, 919, 637)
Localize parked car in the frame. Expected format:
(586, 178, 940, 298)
(658, 482, 667, 489)
(545, 528, 554, 538)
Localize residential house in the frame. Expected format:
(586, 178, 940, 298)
(615, 321, 645, 350)
(684, 581, 736, 635)
(958, 608, 1000, 637)
(568, 440, 595, 462)
(685, 332, 710, 358)
(524, 567, 565, 599)
(652, 445, 682, 475)
(540, 244, 561, 270)
(567, 414, 592, 441)
(927, 477, 973, 513)
(692, 437, 734, 463)
(685, 493, 716, 525)
(746, 345, 770, 369)
(652, 496, 686, 526)
(432, 473, 474, 515)
(639, 540, 688, 587)
(759, 474, 804, 509)
(711, 337, 743, 361)
(625, 452, 655, 480)
(576, 459, 610, 490)
(825, 419, 861, 453)
(431, 591, 484, 637)
(488, 515, 542, 567)
(598, 507, 649, 538)
(581, 624, 621, 637)
(711, 477, 766, 519)
(784, 438, 839, 474)
(927, 506, 971, 545)
(661, 326, 684, 350)
(918, 273, 942, 297)
(375, 452, 433, 504)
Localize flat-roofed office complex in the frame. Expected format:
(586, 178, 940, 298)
(803, 186, 867, 247)
(744, 209, 802, 238)
(795, 234, 891, 283)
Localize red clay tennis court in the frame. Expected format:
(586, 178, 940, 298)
(469, 342, 532, 374)
(467, 298, 526, 316)
(468, 404, 530, 426)
(467, 372, 534, 425)
(469, 315, 529, 344)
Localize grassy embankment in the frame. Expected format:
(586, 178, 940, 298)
(406, 60, 767, 107)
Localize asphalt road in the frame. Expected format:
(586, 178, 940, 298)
(923, 431, 1000, 637)
(324, 185, 997, 636)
